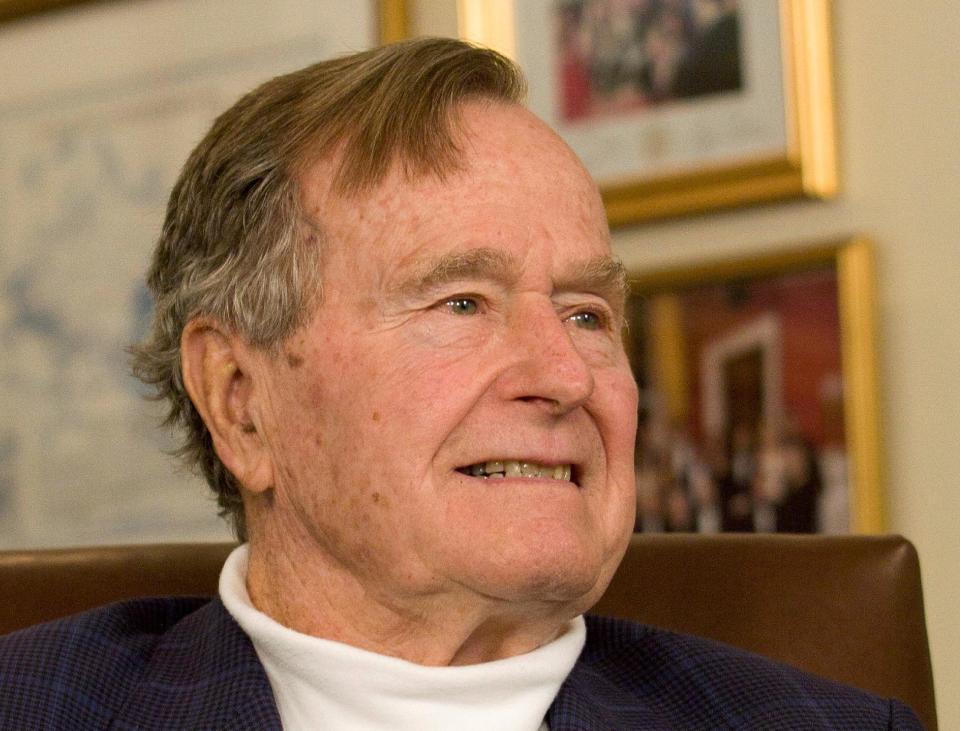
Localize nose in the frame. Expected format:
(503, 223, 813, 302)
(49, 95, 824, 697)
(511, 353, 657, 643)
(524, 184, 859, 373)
(495, 299, 595, 415)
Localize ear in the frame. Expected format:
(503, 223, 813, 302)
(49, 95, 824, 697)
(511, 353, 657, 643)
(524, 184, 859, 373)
(180, 318, 275, 494)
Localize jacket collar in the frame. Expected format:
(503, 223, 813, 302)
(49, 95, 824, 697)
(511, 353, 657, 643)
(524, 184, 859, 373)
(112, 600, 657, 730)
(113, 598, 282, 730)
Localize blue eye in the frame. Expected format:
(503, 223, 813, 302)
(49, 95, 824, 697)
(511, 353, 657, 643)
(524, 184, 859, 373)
(445, 297, 479, 315)
(568, 310, 602, 330)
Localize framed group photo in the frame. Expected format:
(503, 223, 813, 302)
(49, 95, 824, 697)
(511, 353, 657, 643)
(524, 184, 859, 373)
(625, 237, 884, 535)
(457, 0, 837, 224)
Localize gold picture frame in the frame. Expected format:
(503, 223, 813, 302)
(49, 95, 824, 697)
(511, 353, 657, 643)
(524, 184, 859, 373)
(626, 237, 883, 534)
(457, 0, 837, 226)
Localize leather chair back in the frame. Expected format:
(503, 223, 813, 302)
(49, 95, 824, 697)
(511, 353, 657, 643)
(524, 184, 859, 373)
(0, 534, 937, 729)
(594, 534, 936, 730)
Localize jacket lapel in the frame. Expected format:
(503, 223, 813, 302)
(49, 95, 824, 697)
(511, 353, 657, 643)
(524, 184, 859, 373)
(546, 618, 673, 731)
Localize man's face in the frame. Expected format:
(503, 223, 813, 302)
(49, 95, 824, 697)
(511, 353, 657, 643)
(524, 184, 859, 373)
(256, 102, 638, 618)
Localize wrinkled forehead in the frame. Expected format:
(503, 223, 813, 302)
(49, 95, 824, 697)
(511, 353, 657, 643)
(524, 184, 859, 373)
(299, 101, 611, 292)
(301, 101, 605, 228)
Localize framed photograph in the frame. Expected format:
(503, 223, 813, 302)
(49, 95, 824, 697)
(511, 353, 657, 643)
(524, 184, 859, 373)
(457, 0, 837, 225)
(626, 237, 883, 534)
(0, 0, 402, 548)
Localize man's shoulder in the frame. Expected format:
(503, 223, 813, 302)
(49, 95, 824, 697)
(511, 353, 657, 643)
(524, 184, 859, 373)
(0, 596, 255, 729)
(560, 614, 924, 729)
(0, 595, 211, 671)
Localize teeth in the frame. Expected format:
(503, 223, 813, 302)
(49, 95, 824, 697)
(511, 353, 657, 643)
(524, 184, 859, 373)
(520, 462, 538, 477)
(460, 459, 574, 482)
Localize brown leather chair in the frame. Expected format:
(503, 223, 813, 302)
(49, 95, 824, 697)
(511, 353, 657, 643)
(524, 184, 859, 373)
(0, 534, 937, 729)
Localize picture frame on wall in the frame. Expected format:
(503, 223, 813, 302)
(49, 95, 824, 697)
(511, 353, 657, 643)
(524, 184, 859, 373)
(626, 237, 883, 535)
(457, 0, 837, 225)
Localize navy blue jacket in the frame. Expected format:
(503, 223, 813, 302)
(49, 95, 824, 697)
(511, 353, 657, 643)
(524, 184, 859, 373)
(0, 597, 923, 729)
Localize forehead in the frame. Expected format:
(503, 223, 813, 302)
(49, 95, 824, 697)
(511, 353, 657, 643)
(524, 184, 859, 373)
(302, 101, 611, 280)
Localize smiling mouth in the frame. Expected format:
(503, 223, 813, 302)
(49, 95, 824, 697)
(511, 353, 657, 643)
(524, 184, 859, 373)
(456, 460, 575, 484)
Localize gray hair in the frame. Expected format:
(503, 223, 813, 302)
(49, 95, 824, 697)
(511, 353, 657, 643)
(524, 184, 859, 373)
(130, 37, 526, 540)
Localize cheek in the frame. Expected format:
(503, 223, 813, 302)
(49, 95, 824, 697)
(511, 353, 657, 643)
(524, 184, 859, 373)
(269, 366, 409, 551)
(592, 367, 639, 518)
(353, 334, 492, 425)
(598, 365, 639, 442)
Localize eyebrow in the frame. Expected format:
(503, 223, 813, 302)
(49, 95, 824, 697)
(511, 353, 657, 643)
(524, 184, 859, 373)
(555, 255, 629, 306)
(389, 248, 521, 298)
(389, 247, 627, 306)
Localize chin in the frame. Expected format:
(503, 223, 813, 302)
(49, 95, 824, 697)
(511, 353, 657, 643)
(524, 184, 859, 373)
(533, 519, 632, 610)
(439, 485, 634, 609)
(461, 527, 626, 612)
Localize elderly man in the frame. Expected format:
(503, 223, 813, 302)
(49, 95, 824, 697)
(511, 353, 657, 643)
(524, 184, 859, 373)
(0, 38, 920, 729)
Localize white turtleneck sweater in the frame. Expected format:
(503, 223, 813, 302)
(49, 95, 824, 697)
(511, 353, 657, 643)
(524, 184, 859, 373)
(219, 545, 586, 731)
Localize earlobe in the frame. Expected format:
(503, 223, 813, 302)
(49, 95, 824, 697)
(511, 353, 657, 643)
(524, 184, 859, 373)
(180, 319, 275, 494)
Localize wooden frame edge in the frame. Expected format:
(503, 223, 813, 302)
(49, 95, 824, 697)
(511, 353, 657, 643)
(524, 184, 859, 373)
(836, 237, 885, 532)
(378, 0, 408, 44)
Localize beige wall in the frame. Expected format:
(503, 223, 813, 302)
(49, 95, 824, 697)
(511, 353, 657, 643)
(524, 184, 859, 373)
(416, 0, 960, 724)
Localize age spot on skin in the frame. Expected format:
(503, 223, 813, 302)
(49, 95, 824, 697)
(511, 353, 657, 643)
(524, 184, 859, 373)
(372, 411, 381, 422)
(372, 492, 381, 504)
(286, 352, 304, 368)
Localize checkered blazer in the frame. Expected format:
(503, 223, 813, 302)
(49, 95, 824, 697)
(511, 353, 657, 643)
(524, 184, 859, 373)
(0, 597, 923, 729)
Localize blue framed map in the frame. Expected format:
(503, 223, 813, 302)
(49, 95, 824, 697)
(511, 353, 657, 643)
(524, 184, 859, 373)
(0, 0, 385, 548)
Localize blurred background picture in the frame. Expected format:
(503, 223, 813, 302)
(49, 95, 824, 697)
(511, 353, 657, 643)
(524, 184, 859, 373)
(627, 262, 853, 535)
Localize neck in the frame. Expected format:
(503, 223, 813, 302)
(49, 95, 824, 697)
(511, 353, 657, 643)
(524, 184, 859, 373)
(244, 529, 574, 666)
